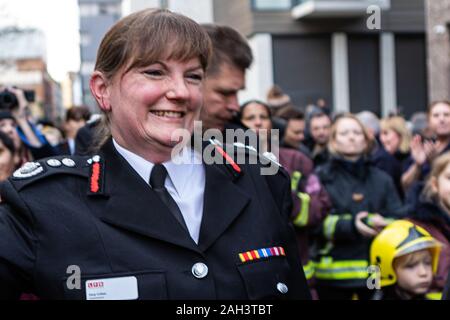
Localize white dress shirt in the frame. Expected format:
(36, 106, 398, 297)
(113, 139, 205, 243)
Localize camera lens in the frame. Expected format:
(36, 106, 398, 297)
(0, 90, 18, 110)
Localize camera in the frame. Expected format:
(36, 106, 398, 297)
(0, 88, 35, 110)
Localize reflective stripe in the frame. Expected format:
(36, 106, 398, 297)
(425, 292, 442, 300)
(303, 260, 315, 280)
(323, 214, 352, 240)
(315, 258, 369, 280)
(293, 192, 310, 227)
(291, 171, 302, 192)
(323, 215, 339, 240)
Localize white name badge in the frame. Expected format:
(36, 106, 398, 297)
(85, 276, 139, 300)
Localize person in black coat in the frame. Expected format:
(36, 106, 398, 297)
(0, 9, 309, 300)
(314, 114, 406, 300)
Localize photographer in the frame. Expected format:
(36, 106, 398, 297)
(0, 87, 59, 165)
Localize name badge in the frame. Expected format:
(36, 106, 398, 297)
(85, 276, 138, 300)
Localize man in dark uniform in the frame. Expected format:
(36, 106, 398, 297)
(0, 9, 310, 300)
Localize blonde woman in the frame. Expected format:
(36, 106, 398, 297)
(314, 114, 404, 300)
(380, 116, 411, 157)
(379, 116, 412, 198)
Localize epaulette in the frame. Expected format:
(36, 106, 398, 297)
(10, 155, 91, 191)
(208, 139, 285, 179)
(86, 155, 105, 195)
(209, 139, 242, 180)
(232, 142, 283, 168)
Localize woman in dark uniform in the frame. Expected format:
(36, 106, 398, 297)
(0, 9, 310, 300)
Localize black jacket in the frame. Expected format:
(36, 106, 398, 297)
(314, 157, 405, 288)
(371, 145, 404, 199)
(0, 139, 310, 300)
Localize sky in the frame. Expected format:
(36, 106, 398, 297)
(0, 0, 80, 82)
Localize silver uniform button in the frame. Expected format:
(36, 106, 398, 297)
(192, 263, 208, 279)
(277, 282, 288, 294)
(13, 162, 43, 178)
(47, 159, 62, 167)
(92, 155, 101, 163)
(21, 162, 40, 174)
(62, 158, 76, 167)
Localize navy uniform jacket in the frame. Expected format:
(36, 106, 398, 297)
(0, 139, 310, 300)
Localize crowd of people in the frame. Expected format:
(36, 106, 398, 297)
(0, 8, 449, 300)
(239, 91, 450, 300)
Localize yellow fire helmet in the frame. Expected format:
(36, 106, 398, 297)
(370, 220, 441, 287)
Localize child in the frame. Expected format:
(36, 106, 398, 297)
(407, 151, 450, 296)
(370, 220, 441, 300)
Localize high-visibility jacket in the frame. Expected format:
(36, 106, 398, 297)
(279, 148, 331, 281)
(314, 157, 405, 288)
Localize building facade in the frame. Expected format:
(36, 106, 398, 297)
(0, 28, 63, 121)
(426, 0, 450, 103)
(214, 0, 428, 118)
(78, 0, 122, 111)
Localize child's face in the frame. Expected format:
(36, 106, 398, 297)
(435, 163, 450, 212)
(394, 249, 433, 296)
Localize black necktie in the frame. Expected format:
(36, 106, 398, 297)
(150, 164, 188, 232)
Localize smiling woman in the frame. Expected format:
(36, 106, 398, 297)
(0, 8, 311, 300)
(89, 8, 211, 163)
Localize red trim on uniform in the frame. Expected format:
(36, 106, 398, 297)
(214, 145, 241, 173)
(90, 162, 100, 193)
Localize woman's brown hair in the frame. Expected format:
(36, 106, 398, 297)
(95, 8, 212, 80)
(91, 9, 212, 151)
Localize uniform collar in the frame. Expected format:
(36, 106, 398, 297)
(112, 138, 203, 196)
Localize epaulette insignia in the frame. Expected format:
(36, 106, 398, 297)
(261, 151, 282, 168)
(46, 159, 62, 167)
(87, 155, 103, 194)
(233, 142, 282, 168)
(233, 142, 257, 153)
(209, 139, 242, 177)
(13, 162, 44, 179)
(209, 138, 223, 147)
(62, 158, 76, 167)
